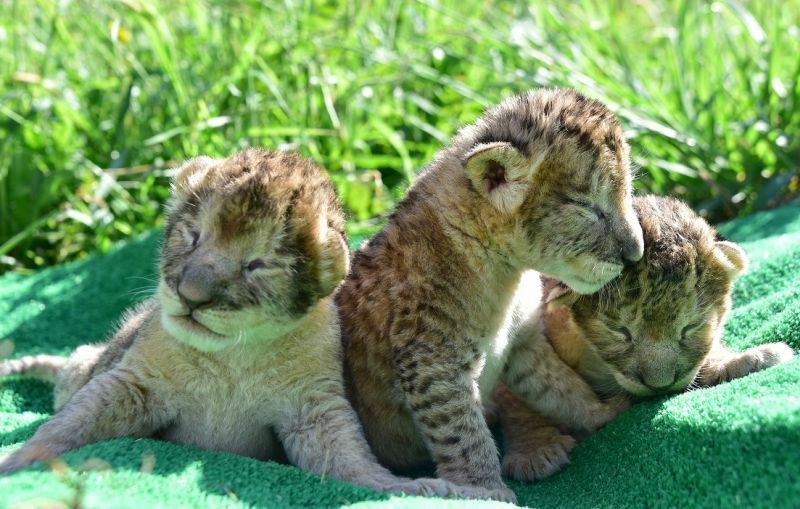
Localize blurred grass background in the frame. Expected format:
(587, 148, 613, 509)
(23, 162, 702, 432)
(1, 0, 799, 272)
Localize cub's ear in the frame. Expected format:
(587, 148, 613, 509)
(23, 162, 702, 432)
(463, 142, 538, 214)
(318, 226, 350, 297)
(303, 206, 350, 299)
(285, 206, 349, 312)
(171, 156, 218, 200)
(714, 240, 748, 277)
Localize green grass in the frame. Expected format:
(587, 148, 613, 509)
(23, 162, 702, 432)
(2, 0, 799, 272)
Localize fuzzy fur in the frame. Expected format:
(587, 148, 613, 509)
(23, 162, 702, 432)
(0, 149, 466, 498)
(336, 89, 644, 502)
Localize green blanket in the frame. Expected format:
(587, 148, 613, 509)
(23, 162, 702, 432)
(1, 203, 799, 509)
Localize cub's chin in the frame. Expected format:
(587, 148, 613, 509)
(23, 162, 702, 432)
(560, 276, 606, 295)
(161, 307, 312, 352)
(612, 372, 657, 397)
(558, 270, 617, 295)
(546, 257, 624, 295)
(612, 370, 698, 398)
(161, 311, 233, 352)
(156, 281, 316, 351)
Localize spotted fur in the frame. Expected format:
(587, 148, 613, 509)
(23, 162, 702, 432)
(0, 149, 466, 498)
(498, 195, 795, 481)
(337, 89, 644, 502)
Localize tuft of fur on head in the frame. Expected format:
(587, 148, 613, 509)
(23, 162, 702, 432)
(444, 88, 644, 294)
(550, 195, 747, 396)
(158, 149, 348, 351)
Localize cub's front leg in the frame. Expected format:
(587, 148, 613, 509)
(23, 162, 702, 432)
(697, 341, 794, 387)
(392, 340, 516, 503)
(502, 322, 626, 432)
(277, 390, 463, 498)
(0, 368, 173, 473)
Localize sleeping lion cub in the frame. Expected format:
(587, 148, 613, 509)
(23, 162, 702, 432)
(495, 195, 795, 481)
(0, 149, 460, 497)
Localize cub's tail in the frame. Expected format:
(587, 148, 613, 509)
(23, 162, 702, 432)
(0, 340, 66, 384)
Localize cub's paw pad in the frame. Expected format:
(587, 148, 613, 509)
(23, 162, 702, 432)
(502, 433, 576, 481)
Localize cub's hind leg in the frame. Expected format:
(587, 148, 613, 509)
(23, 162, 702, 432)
(0, 368, 173, 473)
(697, 341, 794, 387)
(0, 341, 104, 412)
(53, 300, 159, 410)
(494, 383, 575, 481)
(53, 344, 107, 411)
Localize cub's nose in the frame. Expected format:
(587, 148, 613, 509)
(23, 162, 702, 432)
(177, 264, 217, 310)
(611, 211, 644, 263)
(621, 221, 644, 262)
(623, 239, 644, 263)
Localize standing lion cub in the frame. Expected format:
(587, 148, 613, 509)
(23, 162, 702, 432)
(0, 149, 460, 498)
(337, 89, 645, 502)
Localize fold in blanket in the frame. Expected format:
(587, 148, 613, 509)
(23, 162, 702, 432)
(0, 203, 798, 509)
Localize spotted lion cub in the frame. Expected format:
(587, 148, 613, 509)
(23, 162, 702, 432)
(0, 149, 459, 497)
(496, 195, 795, 481)
(337, 89, 645, 502)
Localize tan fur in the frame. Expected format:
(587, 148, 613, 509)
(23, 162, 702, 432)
(498, 195, 795, 481)
(0, 149, 464, 498)
(337, 89, 644, 502)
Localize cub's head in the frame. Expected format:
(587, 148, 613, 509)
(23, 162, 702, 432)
(157, 149, 348, 351)
(456, 88, 643, 293)
(548, 195, 747, 396)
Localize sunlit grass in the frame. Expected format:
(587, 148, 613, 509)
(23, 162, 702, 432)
(1, 0, 798, 271)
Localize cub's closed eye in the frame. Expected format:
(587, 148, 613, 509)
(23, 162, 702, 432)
(615, 326, 633, 343)
(189, 230, 200, 247)
(565, 197, 605, 222)
(564, 196, 591, 208)
(592, 205, 607, 222)
(246, 259, 267, 272)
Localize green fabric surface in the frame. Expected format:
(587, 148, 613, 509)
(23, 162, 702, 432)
(1, 203, 799, 509)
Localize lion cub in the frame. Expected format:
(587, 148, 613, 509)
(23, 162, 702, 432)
(496, 195, 795, 481)
(0, 149, 458, 497)
(337, 89, 645, 502)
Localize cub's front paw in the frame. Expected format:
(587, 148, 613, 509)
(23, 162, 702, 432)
(502, 433, 576, 481)
(586, 395, 630, 431)
(723, 342, 795, 382)
(449, 483, 517, 503)
(753, 342, 795, 369)
(605, 394, 632, 415)
(383, 477, 462, 498)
